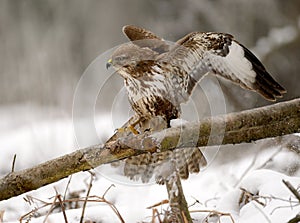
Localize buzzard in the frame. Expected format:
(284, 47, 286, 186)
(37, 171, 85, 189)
(106, 25, 286, 183)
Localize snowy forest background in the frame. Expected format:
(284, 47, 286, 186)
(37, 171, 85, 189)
(0, 1, 300, 222)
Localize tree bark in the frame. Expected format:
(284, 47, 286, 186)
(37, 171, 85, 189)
(0, 98, 299, 201)
(165, 172, 192, 223)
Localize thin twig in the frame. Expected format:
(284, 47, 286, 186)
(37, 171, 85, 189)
(189, 209, 235, 223)
(270, 203, 300, 215)
(260, 195, 299, 204)
(90, 195, 125, 223)
(283, 180, 300, 202)
(21, 196, 51, 222)
(102, 184, 115, 198)
(188, 196, 203, 208)
(252, 202, 272, 223)
(234, 146, 282, 188)
(145, 199, 168, 222)
(239, 188, 266, 207)
(151, 208, 163, 223)
(147, 199, 169, 209)
(255, 147, 282, 170)
(238, 187, 300, 216)
(204, 196, 220, 207)
(42, 195, 58, 223)
(55, 188, 68, 223)
(0, 210, 5, 223)
(80, 171, 95, 223)
(63, 175, 72, 201)
(20, 194, 126, 223)
(233, 152, 258, 188)
(11, 154, 17, 173)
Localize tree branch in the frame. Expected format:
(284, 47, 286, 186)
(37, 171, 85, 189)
(0, 98, 299, 201)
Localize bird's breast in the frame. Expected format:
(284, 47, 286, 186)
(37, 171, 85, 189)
(124, 76, 180, 121)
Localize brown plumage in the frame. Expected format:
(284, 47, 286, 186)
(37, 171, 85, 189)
(107, 25, 286, 183)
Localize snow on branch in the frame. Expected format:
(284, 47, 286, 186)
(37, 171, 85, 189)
(0, 98, 299, 201)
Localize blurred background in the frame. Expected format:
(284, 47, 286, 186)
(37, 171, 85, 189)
(0, 0, 300, 172)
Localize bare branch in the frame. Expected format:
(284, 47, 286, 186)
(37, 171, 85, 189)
(282, 180, 300, 203)
(0, 98, 299, 201)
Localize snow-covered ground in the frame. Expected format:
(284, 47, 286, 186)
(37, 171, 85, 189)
(0, 105, 299, 223)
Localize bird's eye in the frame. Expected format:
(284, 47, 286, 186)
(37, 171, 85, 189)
(115, 55, 128, 62)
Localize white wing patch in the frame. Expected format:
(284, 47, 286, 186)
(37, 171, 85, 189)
(206, 41, 257, 87)
(226, 41, 257, 82)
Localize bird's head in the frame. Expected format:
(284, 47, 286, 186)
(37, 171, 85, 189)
(106, 43, 157, 78)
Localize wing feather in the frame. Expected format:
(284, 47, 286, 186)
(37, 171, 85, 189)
(122, 25, 170, 53)
(123, 25, 162, 41)
(165, 32, 286, 101)
(120, 27, 286, 102)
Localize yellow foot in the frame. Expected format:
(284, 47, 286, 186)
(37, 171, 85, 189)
(115, 127, 125, 134)
(115, 125, 139, 135)
(128, 124, 139, 135)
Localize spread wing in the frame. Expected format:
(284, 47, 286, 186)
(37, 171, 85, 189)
(122, 25, 170, 54)
(123, 25, 163, 41)
(166, 32, 286, 101)
(120, 26, 286, 102)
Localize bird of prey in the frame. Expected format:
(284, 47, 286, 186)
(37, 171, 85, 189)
(106, 25, 286, 184)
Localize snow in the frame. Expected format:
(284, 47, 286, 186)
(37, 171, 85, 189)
(0, 105, 299, 223)
(0, 105, 75, 173)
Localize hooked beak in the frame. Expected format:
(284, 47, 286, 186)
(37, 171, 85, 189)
(106, 58, 112, 69)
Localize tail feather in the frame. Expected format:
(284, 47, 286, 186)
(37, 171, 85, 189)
(187, 148, 207, 174)
(124, 148, 207, 184)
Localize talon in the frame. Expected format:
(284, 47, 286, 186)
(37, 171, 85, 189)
(115, 126, 139, 135)
(115, 127, 126, 133)
(144, 128, 151, 132)
(128, 125, 139, 135)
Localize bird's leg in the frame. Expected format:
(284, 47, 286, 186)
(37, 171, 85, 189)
(116, 115, 141, 135)
(128, 118, 140, 135)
